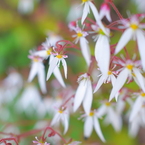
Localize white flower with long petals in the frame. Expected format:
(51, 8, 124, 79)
(47, 53, 68, 80)
(129, 92, 145, 122)
(51, 107, 69, 134)
(109, 59, 145, 101)
(115, 16, 145, 70)
(83, 110, 105, 142)
(99, 2, 111, 22)
(94, 69, 116, 93)
(73, 73, 93, 115)
(28, 52, 47, 94)
(97, 102, 122, 132)
(81, 0, 99, 24)
(33, 136, 50, 145)
(73, 27, 91, 66)
(35, 39, 66, 87)
(92, 24, 110, 75)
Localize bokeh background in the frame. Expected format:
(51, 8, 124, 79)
(0, 0, 145, 145)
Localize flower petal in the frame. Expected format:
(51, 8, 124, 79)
(47, 57, 58, 80)
(38, 63, 47, 94)
(97, 105, 107, 117)
(62, 113, 69, 134)
(93, 116, 106, 142)
(73, 80, 87, 112)
(80, 37, 91, 66)
(28, 62, 38, 82)
(61, 58, 67, 79)
(136, 29, 145, 71)
(34, 50, 48, 59)
(84, 116, 93, 138)
(129, 96, 142, 122)
(115, 28, 133, 54)
(51, 112, 60, 126)
(109, 68, 128, 101)
(94, 75, 105, 93)
(83, 80, 93, 115)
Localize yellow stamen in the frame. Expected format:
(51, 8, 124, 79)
(58, 110, 63, 114)
(105, 102, 111, 106)
(131, 72, 136, 77)
(77, 32, 83, 37)
(141, 93, 145, 97)
(56, 55, 63, 59)
(130, 24, 138, 30)
(82, 0, 88, 2)
(126, 64, 133, 70)
(98, 29, 105, 35)
(46, 50, 51, 55)
(89, 111, 94, 116)
(108, 71, 112, 75)
(33, 58, 39, 62)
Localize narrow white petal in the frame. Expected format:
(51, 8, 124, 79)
(129, 96, 142, 122)
(106, 11, 111, 22)
(73, 80, 87, 112)
(93, 116, 106, 142)
(133, 68, 145, 92)
(94, 75, 105, 93)
(83, 80, 93, 115)
(110, 74, 116, 86)
(53, 66, 66, 87)
(115, 28, 133, 54)
(51, 113, 60, 126)
(84, 116, 93, 138)
(108, 107, 122, 132)
(116, 100, 125, 114)
(88, 1, 99, 22)
(38, 63, 47, 94)
(62, 114, 69, 134)
(47, 57, 58, 80)
(136, 29, 145, 71)
(80, 37, 91, 66)
(81, 3, 90, 24)
(109, 68, 128, 101)
(97, 105, 107, 117)
(28, 63, 38, 82)
(99, 9, 105, 20)
(61, 59, 67, 79)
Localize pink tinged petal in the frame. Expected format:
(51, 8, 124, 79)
(34, 50, 48, 59)
(115, 28, 133, 54)
(109, 68, 128, 101)
(47, 57, 59, 80)
(50, 112, 60, 126)
(136, 29, 145, 71)
(73, 80, 87, 112)
(84, 116, 93, 138)
(133, 68, 145, 92)
(88, 1, 99, 22)
(97, 105, 107, 117)
(53, 66, 66, 87)
(28, 62, 38, 82)
(81, 2, 90, 24)
(129, 96, 142, 122)
(106, 10, 111, 22)
(94, 75, 105, 93)
(61, 58, 67, 79)
(108, 107, 122, 132)
(100, 8, 111, 22)
(38, 63, 47, 94)
(83, 80, 93, 115)
(80, 37, 91, 66)
(62, 114, 69, 134)
(93, 116, 106, 142)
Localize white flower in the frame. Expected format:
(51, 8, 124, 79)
(94, 69, 116, 93)
(18, 0, 34, 14)
(33, 136, 50, 145)
(97, 102, 122, 132)
(99, 2, 111, 22)
(92, 24, 110, 75)
(109, 59, 145, 101)
(73, 73, 93, 115)
(28, 52, 47, 94)
(73, 26, 91, 66)
(81, 0, 99, 24)
(83, 110, 105, 142)
(115, 16, 145, 71)
(129, 92, 145, 122)
(47, 53, 68, 80)
(51, 107, 69, 134)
